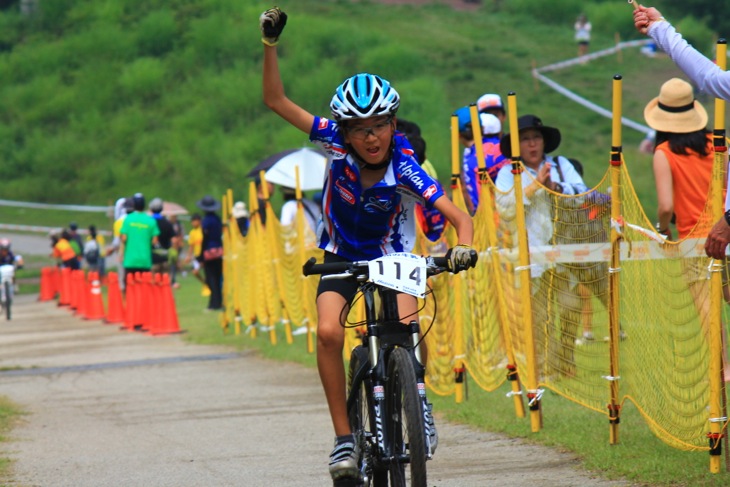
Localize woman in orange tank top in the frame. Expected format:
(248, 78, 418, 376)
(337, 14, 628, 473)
(645, 77, 730, 380)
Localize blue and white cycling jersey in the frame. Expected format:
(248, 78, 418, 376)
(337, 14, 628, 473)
(310, 116, 445, 261)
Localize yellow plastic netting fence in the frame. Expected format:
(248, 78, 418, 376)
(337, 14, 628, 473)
(221, 113, 729, 463)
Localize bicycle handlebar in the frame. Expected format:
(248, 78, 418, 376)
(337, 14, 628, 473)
(302, 256, 450, 278)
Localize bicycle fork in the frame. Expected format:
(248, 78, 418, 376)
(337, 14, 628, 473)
(408, 320, 436, 459)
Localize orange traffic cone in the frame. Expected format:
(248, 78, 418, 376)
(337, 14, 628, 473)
(105, 272, 125, 324)
(150, 274, 182, 335)
(84, 271, 106, 320)
(123, 273, 138, 331)
(76, 270, 89, 317)
(58, 267, 71, 306)
(38, 267, 57, 301)
(68, 270, 80, 312)
(137, 272, 154, 331)
(145, 273, 164, 335)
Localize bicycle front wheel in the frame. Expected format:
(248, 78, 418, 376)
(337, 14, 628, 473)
(347, 345, 386, 486)
(385, 347, 427, 487)
(3, 281, 10, 320)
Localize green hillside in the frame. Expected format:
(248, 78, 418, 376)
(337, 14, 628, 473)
(0, 0, 725, 218)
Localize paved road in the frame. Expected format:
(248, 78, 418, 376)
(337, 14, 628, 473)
(0, 296, 630, 487)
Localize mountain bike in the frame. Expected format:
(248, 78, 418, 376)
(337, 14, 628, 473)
(304, 252, 465, 487)
(0, 264, 15, 320)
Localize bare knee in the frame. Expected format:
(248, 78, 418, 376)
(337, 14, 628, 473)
(317, 320, 345, 352)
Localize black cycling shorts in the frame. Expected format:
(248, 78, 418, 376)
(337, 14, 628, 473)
(316, 252, 359, 303)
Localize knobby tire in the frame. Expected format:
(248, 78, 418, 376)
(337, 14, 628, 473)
(347, 346, 388, 486)
(386, 347, 427, 487)
(3, 281, 10, 321)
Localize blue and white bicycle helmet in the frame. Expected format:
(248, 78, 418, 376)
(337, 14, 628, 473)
(330, 73, 400, 121)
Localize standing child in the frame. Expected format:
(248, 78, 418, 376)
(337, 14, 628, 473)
(184, 214, 210, 297)
(575, 13, 592, 57)
(260, 7, 477, 481)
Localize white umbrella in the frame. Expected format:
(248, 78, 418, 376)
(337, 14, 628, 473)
(161, 201, 189, 217)
(264, 148, 327, 191)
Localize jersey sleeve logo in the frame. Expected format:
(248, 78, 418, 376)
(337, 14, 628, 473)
(423, 184, 438, 199)
(318, 118, 330, 130)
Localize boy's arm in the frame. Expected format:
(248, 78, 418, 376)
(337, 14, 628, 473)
(433, 196, 473, 246)
(261, 9, 315, 134)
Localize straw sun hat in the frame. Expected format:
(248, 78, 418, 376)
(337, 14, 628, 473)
(644, 78, 708, 133)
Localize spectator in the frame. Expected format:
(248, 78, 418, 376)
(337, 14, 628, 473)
(83, 225, 106, 276)
(51, 230, 79, 270)
(574, 13, 591, 57)
(279, 188, 320, 233)
(644, 77, 730, 379)
(476, 93, 507, 133)
(632, 5, 730, 259)
(496, 114, 589, 378)
(455, 105, 480, 215)
(120, 193, 160, 280)
(463, 112, 508, 214)
(184, 214, 210, 296)
(149, 197, 176, 277)
(68, 222, 84, 266)
(633, 6, 730, 101)
(646, 78, 713, 241)
(168, 213, 185, 289)
(107, 197, 134, 289)
(197, 195, 224, 311)
(231, 201, 250, 237)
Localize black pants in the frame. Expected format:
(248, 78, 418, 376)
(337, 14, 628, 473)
(203, 257, 223, 310)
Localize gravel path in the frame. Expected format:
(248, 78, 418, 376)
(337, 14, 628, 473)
(0, 295, 631, 486)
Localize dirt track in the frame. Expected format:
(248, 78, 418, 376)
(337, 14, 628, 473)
(0, 295, 630, 486)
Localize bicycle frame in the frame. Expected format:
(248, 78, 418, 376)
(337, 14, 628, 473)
(353, 283, 427, 463)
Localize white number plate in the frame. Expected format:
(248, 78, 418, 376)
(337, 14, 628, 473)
(368, 253, 427, 298)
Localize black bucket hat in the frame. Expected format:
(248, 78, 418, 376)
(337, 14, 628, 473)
(499, 114, 561, 158)
(196, 195, 221, 212)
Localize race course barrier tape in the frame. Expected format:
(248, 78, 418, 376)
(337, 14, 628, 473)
(533, 39, 654, 137)
(0, 199, 113, 213)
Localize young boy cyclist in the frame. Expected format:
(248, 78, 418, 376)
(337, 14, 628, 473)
(260, 7, 478, 481)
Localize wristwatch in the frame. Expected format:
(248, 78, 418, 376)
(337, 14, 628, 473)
(724, 209, 730, 226)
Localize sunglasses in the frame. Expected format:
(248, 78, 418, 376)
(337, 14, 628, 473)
(346, 117, 393, 141)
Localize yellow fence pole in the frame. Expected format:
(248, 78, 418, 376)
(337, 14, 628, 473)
(246, 183, 260, 339)
(220, 192, 232, 333)
(225, 188, 242, 335)
(257, 171, 279, 345)
(450, 112, 467, 404)
(506, 92, 542, 431)
(469, 104, 525, 418)
(607, 75, 624, 445)
(708, 39, 727, 474)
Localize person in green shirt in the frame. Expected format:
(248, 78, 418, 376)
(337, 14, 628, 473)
(120, 193, 160, 276)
